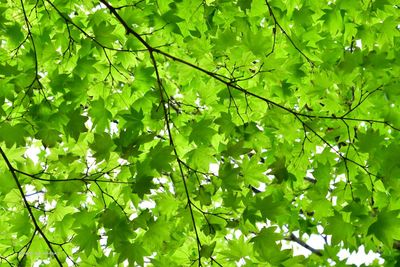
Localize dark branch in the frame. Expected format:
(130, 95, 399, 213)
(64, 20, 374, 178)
(0, 147, 63, 266)
(287, 233, 323, 256)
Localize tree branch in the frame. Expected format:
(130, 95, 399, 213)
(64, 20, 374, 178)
(287, 233, 323, 256)
(0, 147, 63, 266)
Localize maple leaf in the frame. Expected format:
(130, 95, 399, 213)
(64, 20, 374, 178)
(0, 0, 399, 265)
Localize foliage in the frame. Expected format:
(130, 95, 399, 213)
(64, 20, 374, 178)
(0, 0, 400, 266)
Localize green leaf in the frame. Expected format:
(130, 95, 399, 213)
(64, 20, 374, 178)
(189, 119, 216, 145)
(368, 210, 400, 247)
(149, 143, 175, 173)
(268, 156, 289, 183)
(73, 224, 99, 256)
(143, 218, 171, 250)
(35, 128, 62, 147)
(89, 132, 114, 161)
(242, 156, 268, 187)
(0, 171, 16, 194)
(100, 208, 121, 229)
(89, 98, 112, 132)
(120, 107, 144, 133)
(356, 129, 384, 153)
(0, 123, 28, 148)
(237, 0, 252, 12)
(115, 241, 148, 266)
(10, 211, 33, 238)
(195, 185, 212, 206)
(93, 21, 117, 45)
(325, 213, 354, 245)
(1, 0, 399, 265)
(200, 241, 216, 258)
(132, 174, 154, 198)
(5, 23, 25, 46)
(185, 146, 215, 172)
(65, 108, 88, 141)
(222, 236, 253, 261)
(255, 194, 290, 223)
(251, 227, 290, 264)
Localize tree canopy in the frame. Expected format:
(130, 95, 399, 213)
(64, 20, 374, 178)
(1, 0, 400, 266)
